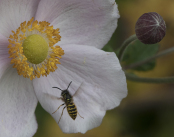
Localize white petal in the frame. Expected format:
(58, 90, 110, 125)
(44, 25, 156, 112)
(0, 0, 40, 37)
(0, 66, 38, 137)
(35, 0, 119, 49)
(0, 34, 11, 78)
(33, 45, 127, 133)
(1, 115, 38, 137)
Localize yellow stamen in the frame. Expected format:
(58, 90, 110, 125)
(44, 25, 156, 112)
(8, 17, 64, 80)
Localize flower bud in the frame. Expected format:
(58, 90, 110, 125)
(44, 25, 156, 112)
(135, 12, 166, 44)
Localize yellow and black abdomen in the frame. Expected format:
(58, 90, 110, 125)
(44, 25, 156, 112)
(67, 102, 77, 120)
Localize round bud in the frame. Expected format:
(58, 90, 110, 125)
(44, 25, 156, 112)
(135, 12, 166, 44)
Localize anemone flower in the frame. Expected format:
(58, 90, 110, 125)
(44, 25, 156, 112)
(0, 0, 127, 136)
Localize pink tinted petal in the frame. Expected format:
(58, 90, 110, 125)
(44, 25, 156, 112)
(0, 67, 38, 137)
(0, 0, 40, 37)
(33, 45, 127, 133)
(1, 115, 38, 137)
(35, 0, 119, 49)
(17, 115, 38, 137)
(33, 73, 82, 115)
(0, 34, 11, 79)
(58, 44, 127, 110)
(33, 73, 105, 134)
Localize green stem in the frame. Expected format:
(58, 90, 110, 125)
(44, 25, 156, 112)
(118, 34, 137, 61)
(124, 47, 174, 70)
(126, 73, 174, 83)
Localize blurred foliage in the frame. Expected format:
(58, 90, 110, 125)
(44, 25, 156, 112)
(122, 40, 159, 71)
(34, 0, 174, 137)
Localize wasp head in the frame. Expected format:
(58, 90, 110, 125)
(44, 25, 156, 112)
(61, 90, 72, 103)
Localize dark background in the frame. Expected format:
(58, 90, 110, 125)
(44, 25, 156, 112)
(34, 0, 174, 137)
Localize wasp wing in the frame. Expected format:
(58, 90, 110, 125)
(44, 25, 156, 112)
(43, 93, 62, 100)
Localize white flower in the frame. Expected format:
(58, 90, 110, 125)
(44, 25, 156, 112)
(0, 0, 127, 136)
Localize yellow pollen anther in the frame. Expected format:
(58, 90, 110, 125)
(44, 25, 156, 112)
(8, 17, 64, 80)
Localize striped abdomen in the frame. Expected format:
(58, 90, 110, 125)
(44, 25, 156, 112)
(67, 102, 77, 120)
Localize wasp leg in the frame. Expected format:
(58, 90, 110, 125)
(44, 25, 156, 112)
(77, 111, 84, 119)
(58, 106, 67, 124)
(52, 103, 65, 114)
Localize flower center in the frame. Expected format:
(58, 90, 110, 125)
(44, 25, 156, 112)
(22, 34, 49, 64)
(8, 17, 64, 80)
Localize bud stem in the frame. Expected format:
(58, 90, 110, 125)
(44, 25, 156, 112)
(124, 47, 174, 70)
(118, 34, 137, 61)
(126, 72, 174, 83)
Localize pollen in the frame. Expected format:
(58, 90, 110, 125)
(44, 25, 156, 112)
(8, 17, 64, 80)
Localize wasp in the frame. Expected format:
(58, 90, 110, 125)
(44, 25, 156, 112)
(52, 81, 84, 124)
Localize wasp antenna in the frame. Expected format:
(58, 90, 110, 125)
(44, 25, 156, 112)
(67, 81, 72, 90)
(52, 87, 62, 91)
